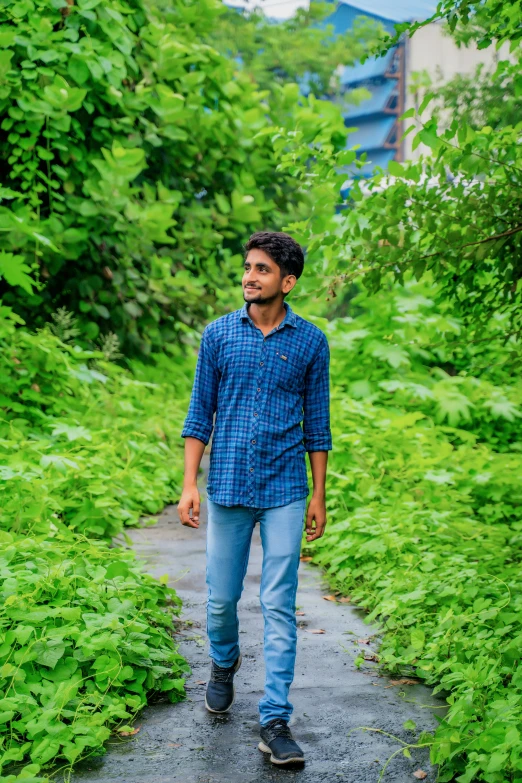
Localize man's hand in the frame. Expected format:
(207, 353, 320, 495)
(305, 494, 327, 542)
(177, 484, 200, 529)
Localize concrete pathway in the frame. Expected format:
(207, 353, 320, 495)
(72, 459, 443, 783)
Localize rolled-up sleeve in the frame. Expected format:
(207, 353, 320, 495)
(303, 336, 333, 452)
(181, 328, 219, 446)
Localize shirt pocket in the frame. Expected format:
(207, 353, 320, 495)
(267, 385, 304, 422)
(270, 346, 306, 392)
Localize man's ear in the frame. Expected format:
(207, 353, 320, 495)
(283, 275, 296, 294)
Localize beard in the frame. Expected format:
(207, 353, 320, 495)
(243, 288, 279, 305)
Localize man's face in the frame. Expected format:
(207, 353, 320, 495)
(242, 249, 295, 304)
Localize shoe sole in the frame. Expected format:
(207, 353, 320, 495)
(204, 654, 242, 714)
(258, 741, 305, 765)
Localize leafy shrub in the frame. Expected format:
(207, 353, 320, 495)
(0, 306, 188, 539)
(323, 280, 522, 450)
(0, 306, 192, 779)
(0, 0, 347, 355)
(0, 531, 188, 778)
(305, 283, 522, 782)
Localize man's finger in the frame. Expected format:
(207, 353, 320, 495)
(310, 522, 326, 540)
(177, 503, 199, 528)
(177, 502, 188, 524)
(193, 498, 200, 523)
(305, 517, 316, 540)
(185, 503, 199, 527)
(306, 517, 327, 541)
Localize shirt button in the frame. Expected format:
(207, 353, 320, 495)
(251, 439, 256, 444)
(257, 388, 261, 392)
(250, 467, 254, 472)
(254, 412, 258, 416)
(259, 361, 264, 366)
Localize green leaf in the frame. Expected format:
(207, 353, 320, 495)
(400, 107, 416, 120)
(0, 187, 22, 200)
(388, 160, 404, 176)
(123, 301, 143, 319)
(0, 252, 35, 294)
(486, 752, 508, 773)
(51, 423, 92, 441)
(0, 49, 13, 79)
(34, 640, 66, 669)
(40, 454, 80, 472)
(214, 193, 230, 214)
(418, 127, 440, 150)
(418, 91, 434, 114)
(105, 561, 130, 579)
(15, 625, 35, 645)
(67, 56, 90, 85)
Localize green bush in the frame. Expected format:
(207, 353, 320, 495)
(305, 282, 522, 782)
(0, 532, 188, 778)
(0, 0, 347, 355)
(322, 280, 522, 450)
(0, 306, 188, 539)
(0, 306, 191, 779)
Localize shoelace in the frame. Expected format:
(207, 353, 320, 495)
(263, 718, 292, 740)
(211, 662, 236, 683)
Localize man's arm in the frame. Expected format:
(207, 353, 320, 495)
(303, 337, 332, 542)
(178, 437, 206, 528)
(178, 330, 219, 529)
(306, 450, 328, 541)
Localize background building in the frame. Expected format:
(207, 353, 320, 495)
(323, 1, 504, 176)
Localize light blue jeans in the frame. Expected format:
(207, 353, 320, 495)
(205, 497, 307, 725)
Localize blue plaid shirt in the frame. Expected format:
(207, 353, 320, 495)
(181, 300, 332, 508)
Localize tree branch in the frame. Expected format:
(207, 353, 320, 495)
(335, 224, 522, 288)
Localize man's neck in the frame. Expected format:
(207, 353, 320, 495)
(247, 301, 286, 332)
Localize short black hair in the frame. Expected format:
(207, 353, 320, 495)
(244, 231, 305, 280)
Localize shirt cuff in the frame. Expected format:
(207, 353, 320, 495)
(303, 431, 333, 452)
(181, 420, 213, 445)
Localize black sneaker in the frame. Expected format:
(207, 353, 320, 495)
(204, 654, 242, 713)
(258, 718, 305, 765)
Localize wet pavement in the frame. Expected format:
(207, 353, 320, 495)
(71, 458, 443, 783)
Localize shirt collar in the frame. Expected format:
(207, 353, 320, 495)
(239, 300, 297, 330)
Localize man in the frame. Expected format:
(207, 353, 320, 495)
(177, 231, 332, 766)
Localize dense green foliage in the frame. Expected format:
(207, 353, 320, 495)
(0, 305, 191, 779)
(285, 114, 522, 353)
(2, 0, 522, 781)
(0, 0, 345, 355)
(0, 533, 187, 777)
(423, 57, 521, 134)
(1, 306, 188, 538)
(379, 0, 522, 51)
(0, 0, 354, 778)
(275, 4, 522, 777)
(304, 282, 522, 782)
(262, 2, 522, 777)
(207, 1, 379, 95)
(280, 4, 522, 360)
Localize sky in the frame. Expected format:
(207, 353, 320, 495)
(224, 0, 311, 20)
